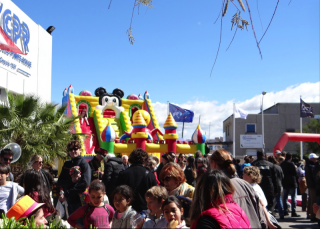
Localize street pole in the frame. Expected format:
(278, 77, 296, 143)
(233, 103, 235, 158)
(262, 91, 267, 153)
(209, 122, 211, 139)
(300, 95, 303, 160)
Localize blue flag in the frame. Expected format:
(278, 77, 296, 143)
(169, 103, 194, 123)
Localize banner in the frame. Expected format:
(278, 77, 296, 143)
(300, 99, 314, 118)
(169, 103, 194, 123)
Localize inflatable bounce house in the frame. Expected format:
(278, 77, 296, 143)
(62, 85, 206, 159)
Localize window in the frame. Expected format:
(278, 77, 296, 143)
(246, 124, 256, 133)
(286, 128, 295, 132)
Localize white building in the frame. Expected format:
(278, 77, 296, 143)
(0, 0, 52, 104)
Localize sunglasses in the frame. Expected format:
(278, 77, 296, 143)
(69, 148, 80, 151)
(35, 161, 43, 164)
(162, 175, 172, 182)
(3, 157, 13, 162)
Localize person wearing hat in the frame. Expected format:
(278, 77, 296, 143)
(6, 195, 47, 227)
(275, 150, 282, 161)
(306, 153, 319, 221)
(88, 149, 106, 181)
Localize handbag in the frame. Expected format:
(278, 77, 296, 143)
(268, 211, 281, 229)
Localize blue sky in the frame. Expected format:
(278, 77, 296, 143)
(12, 0, 320, 138)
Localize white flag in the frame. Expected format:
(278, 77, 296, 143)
(234, 105, 248, 119)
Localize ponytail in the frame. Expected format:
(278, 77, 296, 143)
(223, 159, 236, 177)
(210, 150, 236, 176)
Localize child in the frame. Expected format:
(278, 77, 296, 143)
(135, 186, 168, 228)
(7, 195, 47, 227)
(68, 180, 114, 228)
(0, 164, 24, 213)
(162, 196, 188, 229)
(112, 185, 137, 229)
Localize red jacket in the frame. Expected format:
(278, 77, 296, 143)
(191, 194, 251, 229)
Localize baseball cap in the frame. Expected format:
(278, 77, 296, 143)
(275, 150, 281, 154)
(7, 195, 45, 220)
(309, 153, 319, 159)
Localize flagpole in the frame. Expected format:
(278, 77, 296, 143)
(300, 96, 303, 160)
(233, 103, 235, 158)
(167, 101, 169, 116)
(182, 122, 185, 139)
(199, 115, 201, 125)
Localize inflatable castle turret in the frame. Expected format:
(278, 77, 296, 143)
(163, 113, 179, 153)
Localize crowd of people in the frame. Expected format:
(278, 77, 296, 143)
(0, 140, 320, 228)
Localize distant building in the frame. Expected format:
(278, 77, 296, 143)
(222, 103, 320, 159)
(0, 1, 53, 105)
(206, 137, 223, 153)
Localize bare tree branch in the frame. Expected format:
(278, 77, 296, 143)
(210, 0, 225, 77)
(214, 1, 224, 24)
(259, 0, 280, 44)
(226, 26, 238, 51)
(257, 0, 263, 31)
(244, 0, 262, 59)
(108, 0, 113, 9)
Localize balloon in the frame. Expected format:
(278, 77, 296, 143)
(4, 143, 21, 163)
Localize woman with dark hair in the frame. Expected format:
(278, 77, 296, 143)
(184, 156, 197, 187)
(209, 149, 265, 228)
(196, 158, 207, 182)
(156, 153, 175, 178)
(116, 148, 157, 212)
(23, 169, 55, 219)
(178, 153, 185, 162)
(190, 170, 251, 228)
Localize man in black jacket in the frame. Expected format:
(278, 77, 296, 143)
(58, 140, 91, 216)
(305, 153, 319, 221)
(251, 150, 279, 212)
(116, 148, 157, 212)
(268, 156, 284, 219)
(280, 153, 300, 217)
(102, 153, 124, 204)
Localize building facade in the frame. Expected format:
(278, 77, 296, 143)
(223, 103, 320, 159)
(0, 0, 52, 104)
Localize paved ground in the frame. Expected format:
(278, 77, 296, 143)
(277, 206, 318, 228)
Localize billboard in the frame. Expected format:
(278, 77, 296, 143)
(240, 135, 263, 148)
(0, 0, 52, 102)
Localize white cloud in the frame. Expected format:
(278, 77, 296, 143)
(152, 82, 320, 140)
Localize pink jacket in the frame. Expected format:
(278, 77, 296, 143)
(192, 194, 251, 229)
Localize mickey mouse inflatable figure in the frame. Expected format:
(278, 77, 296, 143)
(95, 87, 125, 118)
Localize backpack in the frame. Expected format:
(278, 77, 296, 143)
(299, 177, 307, 194)
(84, 204, 112, 222)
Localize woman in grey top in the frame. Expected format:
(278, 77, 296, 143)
(209, 149, 266, 228)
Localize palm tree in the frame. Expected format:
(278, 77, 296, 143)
(0, 91, 80, 166)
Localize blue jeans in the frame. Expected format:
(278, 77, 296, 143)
(283, 188, 297, 215)
(275, 192, 284, 216)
